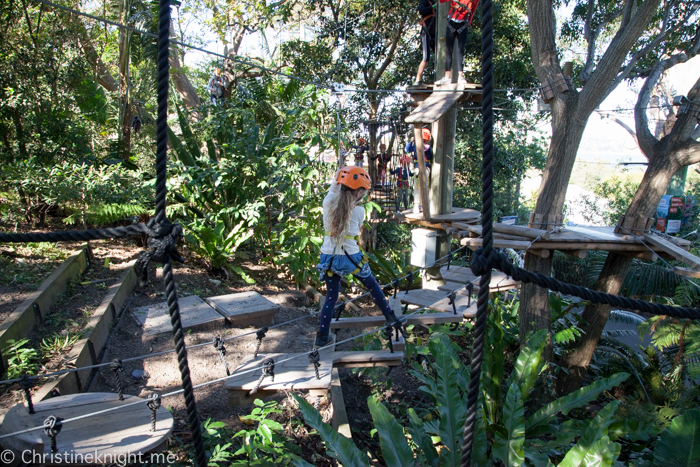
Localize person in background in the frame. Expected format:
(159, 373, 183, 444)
(371, 143, 391, 185)
(414, 0, 437, 85)
(315, 166, 405, 347)
(390, 156, 414, 211)
(353, 137, 368, 168)
(434, 0, 479, 86)
(207, 68, 227, 105)
(405, 128, 434, 173)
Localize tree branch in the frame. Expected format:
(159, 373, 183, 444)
(370, 19, 406, 88)
(596, 110, 639, 143)
(579, 0, 661, 116)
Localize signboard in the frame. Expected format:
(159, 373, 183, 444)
(499, 215, 518, 225)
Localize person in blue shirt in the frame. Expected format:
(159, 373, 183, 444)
(390, 156, 414, 211)
(405, 128, 433, 171)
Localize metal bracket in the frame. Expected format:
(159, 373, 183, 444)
(330, 82, 345, 94)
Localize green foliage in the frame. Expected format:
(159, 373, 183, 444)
(292, 393, 370, 467)
(39, 332, 82, 359)
(2, 338, 39, 380)
(367, 395, 415, 467)
(652, 408, 700, 467)
(578, 174, 640, 226)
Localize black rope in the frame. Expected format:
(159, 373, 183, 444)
(147, 393, 161, 432)
(384, 325, 394, 353)
(213, 337, 230, 376)
(110, 359, 125, 401)
(43, 415, 63, 453)
(253, 327, 268, 358)
(405, 271, 414, 294)
(448, 292, 457, 315)
(19, 374, 34, 414)
(461, 0, 494, 464)
(250, 358, 275, 395)
(309, 350, 321, 380)
(154, 0, 205, 464)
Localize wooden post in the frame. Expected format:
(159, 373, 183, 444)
(414, 126, 431, 221)
(435, 0, 448, 83)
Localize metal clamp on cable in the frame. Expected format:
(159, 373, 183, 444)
(448, 292, 457, 315)
(147, 392, 161, 432)
(331, 82, 345, 94)
(309, 350, 321, 380)
(334, 302, 346, 321)
(384, 325, 394, 353)
(249, 358, 275, 395)
(19, 374, 35, 414)
(213, 337, 230, 376)
(466, 282, 474, 307)
(405, 271, 414, 294)
(253, 327, 268, 358)
(111, 359, 125, 401)
(43, 415, 63, 453)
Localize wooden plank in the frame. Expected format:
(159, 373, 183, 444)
(1, 393, 173, 463)
(494, 223, 550, 240)
(398, 289, 451, 306)
(620, 251, 659, 262)
(440, 265, 478, 284)
(405, 83, 466, 124)
(0, 401, 43, 456)
(561, 250, 588, 259)
(438, 281, 467, 292)
(644, 234, 700, 269)
(674, 267, 700, 278)
(330, 368, 352, 440)
(460, 238, 532, 250)
(407, 207, 480, 222)
(564, 226, 628, 242)
(413, 127, 431, 222)
(329, 312, 462, 329)
(440, 266, 519, 292)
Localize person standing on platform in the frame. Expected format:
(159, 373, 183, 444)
(414, 0, 437, 85)
(207, 68, 227, 105)
(315, 166, 405, 347)
(391, 156, 413, 211)
(434, 0, 479, 86)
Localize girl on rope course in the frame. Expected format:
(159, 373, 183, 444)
(434, 0, 479, 86)
(315, 166, 404, 348)
(414, 0, 437, 85)
(207, 68, 227, 105)
(405, 128, 433, 174)
(352, 137, 368, 168)
(370, 143, 391, 185)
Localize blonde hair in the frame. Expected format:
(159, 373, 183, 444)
(328, 187, 364, 248)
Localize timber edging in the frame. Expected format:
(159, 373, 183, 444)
(0, 245, 90, 372)
(33, 261, 137, 400)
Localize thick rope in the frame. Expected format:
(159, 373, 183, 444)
(154, 0, 205, 464)
(461, 0, 494, 464)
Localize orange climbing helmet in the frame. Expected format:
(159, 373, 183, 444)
(337, 166, 371, 191)
(422, 128, 431, 142)
(358, 137, 366, 145)
(214, 68, 221, 75)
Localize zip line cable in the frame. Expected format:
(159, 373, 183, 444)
(0, 280, 473, 441)
(0, 244, 468, 386)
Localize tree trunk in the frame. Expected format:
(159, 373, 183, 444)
(69, 12, 118, 92)
(558, 155, 677, 393)
(519, 97, 588, 352)
(169, 20, 202, 113)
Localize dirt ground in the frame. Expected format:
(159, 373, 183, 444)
(0, 235, 428, 463)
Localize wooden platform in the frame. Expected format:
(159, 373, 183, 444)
(439, 266, 520, 293)
(225, 350, 403, 406)
(397, 289, 476, 318)
(455, 224, 700, 273)
(206, 291, 280, 327)
(397, 207, 480, 228)
(132, 295, 225, 335)
(0, 393, 173, 465)
(405, 83, 482, 124)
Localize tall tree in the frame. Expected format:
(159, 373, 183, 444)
(559, 34, 700, 393)
(520, 0, 698, 354)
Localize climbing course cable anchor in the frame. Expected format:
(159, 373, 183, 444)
(392, 279, 400, 298)
(147, 393, 161, 432)
(253, 327, 268, 358)
(448, 291, 457, 315)
(111, 359, 125, 401)
(405, 271, 414, 294)
(447, 251, 454, 270)
(384, 325, 394, 353)
(19, 374, 34, 414)
(333, 302, 346, 321)
(43, 415, 63, 453)
(213, 337, 230, 376)
(309, 350, 321, 380)
(331, 82, 345, 95)
(249, 359, 275, 396)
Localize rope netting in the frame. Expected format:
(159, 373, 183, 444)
(2, 0, 700, 465)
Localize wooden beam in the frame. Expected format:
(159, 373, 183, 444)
(620, 251, 659, 262)
(528, 249, 550, 258)
(413, 126, 431, 221)
(460, 238, 532, 250)
(674, 266, 700, 278)
(643, 234, 700, 269)
(493, 223, 551, 240)
(330, 368, 352, 440)
(561, 250, 588, 259)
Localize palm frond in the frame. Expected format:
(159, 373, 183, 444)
(602, 329, 638, 338)
(608, 309, 647, 326)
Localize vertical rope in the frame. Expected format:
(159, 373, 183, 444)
(154, 1, 206, 465)
(461, 0, 494, 464)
